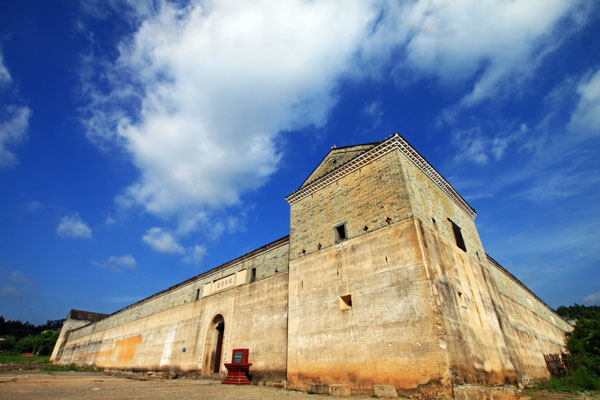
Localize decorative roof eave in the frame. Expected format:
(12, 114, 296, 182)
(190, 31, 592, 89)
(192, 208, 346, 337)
(285, 133, 477, 221)
(300, 142, 379, 188)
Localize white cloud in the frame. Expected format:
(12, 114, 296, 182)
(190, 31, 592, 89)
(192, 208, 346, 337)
(183, 244, 207, 266)
(583, 292, 600, 304)
(174, 211, 209, 236)
(142, 227, 184, 254)
(0, 268, 34, 299)
(451, 69, 600, 207)
(0, 105, 31, 167)
(0, 52, 11, 84)
(451, 123, 527, 165)
(362, 101, 384, 129)
(10, 271, 34, 285)
(395, 0, 585, 107)
(23, 200, 42, 212)
(473, 70, 600, 202)
(82, 0, 584, 225)
(94, 254, 136, 271)
(57, 214, 93, 239)
(0, 49, 31, 167)
(0, 285, 21, 299)
(568, 68, 600, 137)
(87, 0, 378, 218)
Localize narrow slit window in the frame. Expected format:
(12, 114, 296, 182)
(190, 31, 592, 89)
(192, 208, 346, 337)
(250, 268, 256, 283)
(448, 219, 467, 252)
(334, 223, 347, 243)
(340, 294, 352, 310)
(196, 288, 200, 300)
(457, 292, 466, 308)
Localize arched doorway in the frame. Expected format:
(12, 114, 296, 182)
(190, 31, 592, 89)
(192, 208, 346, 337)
(203, 314, 225, 375)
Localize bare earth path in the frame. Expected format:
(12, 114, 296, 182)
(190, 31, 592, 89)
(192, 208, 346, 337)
(1, 371, 599, 400)
(0, 371, 377, 400)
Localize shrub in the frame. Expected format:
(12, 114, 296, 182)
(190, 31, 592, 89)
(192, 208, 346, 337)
(536, 305, 600, 392)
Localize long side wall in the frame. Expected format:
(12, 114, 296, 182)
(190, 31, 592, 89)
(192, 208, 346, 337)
(287, 220, 451, 397)
(54, 272, 289, 384)
(400, 150, 570, 388)
(484, 258, 571, 384)
(418, 222, 570, 388)
(59, 240, 288, 340)
(50, 319, 89, 362)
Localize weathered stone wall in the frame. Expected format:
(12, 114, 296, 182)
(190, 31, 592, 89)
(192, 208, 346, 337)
(484, 257, 571, 384)
(287, 220, 451, 397)
(63, 239, 288, 338)
(400, 150, 570, 388)
(418, 219, 570, 388)
(399, 155, 485, 263)
(50, 319, 90, 362)
(287, 143, 569, 396)
(54, 241, 290, 384)
(289, 150, 412, 261)
(287, 152, 453, 396)
(56, 272, 288, 383)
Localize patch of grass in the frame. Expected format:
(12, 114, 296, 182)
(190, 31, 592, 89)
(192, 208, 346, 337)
(0, 353, 50, 364)
(40, 364, 103, 373)
(535, 366, 600, 392)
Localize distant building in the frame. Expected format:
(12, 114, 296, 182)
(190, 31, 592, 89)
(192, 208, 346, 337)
(52, 134, 570, 399)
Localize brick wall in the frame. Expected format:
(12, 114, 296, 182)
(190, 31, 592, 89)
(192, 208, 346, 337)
(62, 239, 289, 342)
(289, 150, 412, 261)
(399, 155, 485, 263)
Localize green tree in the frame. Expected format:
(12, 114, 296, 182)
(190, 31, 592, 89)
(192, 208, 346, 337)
(0, 335, 16, 353)
(539, 304, 600, 391)
(15, 334, 37, 354)
(36, 330, 59, 355)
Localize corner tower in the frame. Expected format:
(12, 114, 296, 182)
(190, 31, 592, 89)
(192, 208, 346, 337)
(285, 134, 569, 397)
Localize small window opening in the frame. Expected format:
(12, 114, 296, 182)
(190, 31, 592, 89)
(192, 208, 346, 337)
(250, 268, 256, 283)
(334, 223, 347, 243)
(196, 289, 200, 300)
(449, 219, 467, 252)
(340, 294, 352, 311)
(457, 292, 466, 308)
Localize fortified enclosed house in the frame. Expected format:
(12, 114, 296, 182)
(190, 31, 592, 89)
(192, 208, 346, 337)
(51, 134, 571, 399)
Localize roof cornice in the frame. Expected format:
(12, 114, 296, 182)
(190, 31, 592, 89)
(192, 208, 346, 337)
(285, 133, 476, 220)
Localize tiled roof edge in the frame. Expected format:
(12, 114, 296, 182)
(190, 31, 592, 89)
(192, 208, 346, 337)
(286, 133, 476, 220)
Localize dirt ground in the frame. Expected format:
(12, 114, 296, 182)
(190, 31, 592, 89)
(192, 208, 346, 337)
(0, 371, 378, 400)
(0, 371, 598, 400)
(519, 390, 600, 400)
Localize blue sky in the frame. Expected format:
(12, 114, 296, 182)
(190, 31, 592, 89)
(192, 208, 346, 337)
(0, 0, 599, 324)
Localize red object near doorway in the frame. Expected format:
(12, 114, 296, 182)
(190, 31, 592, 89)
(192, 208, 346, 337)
(222, 349, 252, 384)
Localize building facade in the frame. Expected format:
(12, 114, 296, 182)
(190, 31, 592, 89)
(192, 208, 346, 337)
(51, 134, 571, 398)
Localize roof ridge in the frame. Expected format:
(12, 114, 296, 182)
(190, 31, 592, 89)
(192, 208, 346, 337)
(286, 133, 476, 220)
(299, 141, 382, 189)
